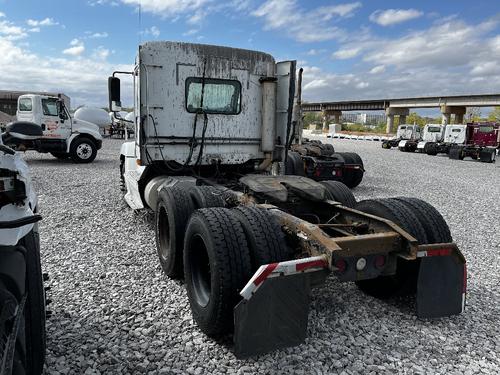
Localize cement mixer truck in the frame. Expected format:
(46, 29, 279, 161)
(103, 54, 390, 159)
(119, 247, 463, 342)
(1, 94, 102, 163)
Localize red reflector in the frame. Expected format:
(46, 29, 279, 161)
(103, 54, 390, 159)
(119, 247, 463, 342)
(334, 259, 347, 273)
(426, 248, 452, 257)
(374, 255, 386, 269)
(253, 263, 278, 286)
(296, 259, 328, 272)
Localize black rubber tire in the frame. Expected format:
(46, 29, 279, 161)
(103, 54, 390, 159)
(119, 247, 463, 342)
(50, 152, 69, 159)
(187, 186, 225, 209)
(382, 142, 391, 149)
(119, 156, 126, 192)
(323, 143, 335, 154)
(320, 180, 357, 208)
(232, 206, 291, 271)
(426, 143, 438, 156)
(183, 208, 252, 336)
(155, 186, 194, 278)
(354, 199, 428, 299)
(338, 152, 364, 188)
(286, 152, 305, 176)
(449, 145, 465, 160)
(392, 197, 452, 244)
(69, 137, 97, 163)
(20, 228, 46, 375)
(0, 229, 46, 375)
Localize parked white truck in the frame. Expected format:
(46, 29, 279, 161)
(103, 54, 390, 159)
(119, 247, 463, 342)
(416, 124, 445, 153)
(111, 41, 466, 358)
(1, 94, 102, 163)
(0, 139, 46, 374)
(425, 124, 467, 156)
(381, 124, 421, 149)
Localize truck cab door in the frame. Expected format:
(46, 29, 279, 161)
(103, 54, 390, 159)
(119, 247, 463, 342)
(40, 97, 71, 139)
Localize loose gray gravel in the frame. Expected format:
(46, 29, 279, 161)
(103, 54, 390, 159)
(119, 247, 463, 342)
(22, 138, 499, 374)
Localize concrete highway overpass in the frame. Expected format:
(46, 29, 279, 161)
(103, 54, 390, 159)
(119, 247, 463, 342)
(302, 94, 500, 133)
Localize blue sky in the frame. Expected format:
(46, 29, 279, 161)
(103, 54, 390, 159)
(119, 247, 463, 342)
(0, 0, 499, 115)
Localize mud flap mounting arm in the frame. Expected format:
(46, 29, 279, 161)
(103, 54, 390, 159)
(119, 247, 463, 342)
(233, 256, 329, 358)
(416, 243, 466, 319)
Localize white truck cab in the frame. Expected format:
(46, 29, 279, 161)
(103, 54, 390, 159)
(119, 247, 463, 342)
(443, 124, 467, 144)
(1, 94, 103, 163)
(417, 124, 445, 152)
(397, 124, 421, 150)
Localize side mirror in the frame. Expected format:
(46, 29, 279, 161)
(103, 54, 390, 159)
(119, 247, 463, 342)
(57, 100, 68, 121)
(108, 76, 121, 112)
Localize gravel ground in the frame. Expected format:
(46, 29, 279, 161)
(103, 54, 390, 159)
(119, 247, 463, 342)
(22, 138, 499, 374)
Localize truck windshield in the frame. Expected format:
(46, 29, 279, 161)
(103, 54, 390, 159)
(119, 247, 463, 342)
(41, 98, 59, 116)
(452, 129, 462, 132)
(18, 98, 32, 112)
(428, 127, 441, 132)
(186, 78, 241, 115)
(478, 126, 494, 133)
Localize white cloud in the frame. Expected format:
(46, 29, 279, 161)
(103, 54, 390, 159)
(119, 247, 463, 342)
(332, 47, 361, 59)
(183, 29, 199, 36)
(142, 26, 160, 38)
(369, 65, 385, 74)
(92, 46, 110, 60)
(252, 0, 361, 42)
(369, 9, 423, 26)
(0, 12, 5, 18)
(0, 20, 28, 40)
(63, 39, 85, 56)
(29, 27, 40, 33)
(0, 37, 133, 108)
(88, 32, 109, 38)
(27, 17, 59, 27)
(121, 0, 208, 17)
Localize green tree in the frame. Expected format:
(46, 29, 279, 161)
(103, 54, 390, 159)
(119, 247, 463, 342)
(405, 112, 427, 127)
(303, 112, 321, 129)
(487, 106, 500, 122)
(466, 107, 482, 122)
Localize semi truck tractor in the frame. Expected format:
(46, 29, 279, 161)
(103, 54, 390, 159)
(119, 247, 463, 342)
(415, 124, 445, 153)
(381, 124, 421, 149)
(112, 41, 466, 357)
(448, 122, 498, 163)
(1, 94, 102, 163)
(425, 124, 467, 156)
(0, 139, 46, 374)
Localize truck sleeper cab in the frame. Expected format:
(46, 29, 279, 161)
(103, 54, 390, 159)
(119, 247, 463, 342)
(112, 41, 466, 358)
(448, 122, 498, 163)
(416, 124, 445, 153)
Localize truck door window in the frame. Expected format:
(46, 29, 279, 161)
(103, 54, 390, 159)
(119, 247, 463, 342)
(452, 129, 462, 132)
(19, 98, 32, 112)
(185, 77, 241, 115)
(428, 127, 441, 132)
(478, 126, 494, 133)
(41, 98, 59, 116)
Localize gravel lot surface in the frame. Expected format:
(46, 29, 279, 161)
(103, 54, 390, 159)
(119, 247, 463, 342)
(23, 138, 499, 374)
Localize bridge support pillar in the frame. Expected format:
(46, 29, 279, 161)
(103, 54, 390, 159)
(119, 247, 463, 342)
(386, 115, 395, 134)
(385, 107, 410, 133)
(441, 105, 466, 125)
(323, 110, 341, 132)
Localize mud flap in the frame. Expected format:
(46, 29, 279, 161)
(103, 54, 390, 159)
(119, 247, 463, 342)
(416, 246, 466, 319)
(233, 256, 329, 358)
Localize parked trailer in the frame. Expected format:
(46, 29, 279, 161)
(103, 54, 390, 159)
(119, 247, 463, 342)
(425, 124, 467, 156)
(0, 140, 46, 374)
(111, 41, 466, 358)
(381, 124, 421, 149)
(448, 122, 498, 163)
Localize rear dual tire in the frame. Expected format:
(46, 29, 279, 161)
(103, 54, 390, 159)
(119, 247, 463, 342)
(354, 198, 451, 299)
